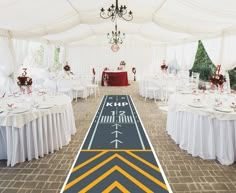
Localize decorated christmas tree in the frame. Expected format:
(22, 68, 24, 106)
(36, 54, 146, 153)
(191, 40, 216, 81)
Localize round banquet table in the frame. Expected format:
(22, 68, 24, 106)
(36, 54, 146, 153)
(0, 93, 76, 166)
(167, 92, 236, 165)
(101, 71, 129, 86)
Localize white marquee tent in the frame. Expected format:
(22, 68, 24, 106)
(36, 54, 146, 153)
(1, 0, 236, 92)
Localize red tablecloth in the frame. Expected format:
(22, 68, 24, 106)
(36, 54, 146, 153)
(101, 71, 129, 86)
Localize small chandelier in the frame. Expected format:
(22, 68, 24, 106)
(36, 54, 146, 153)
(107, 24, 125, 45)
(100, 0, 133, 22)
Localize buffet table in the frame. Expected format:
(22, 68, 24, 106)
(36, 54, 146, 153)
(0, 93, 76, 166)
(101, 71, 129, 86)
(167, 92, 236, 165)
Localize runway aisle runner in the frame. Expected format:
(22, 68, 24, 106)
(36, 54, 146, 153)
(62, 95, 172, 193)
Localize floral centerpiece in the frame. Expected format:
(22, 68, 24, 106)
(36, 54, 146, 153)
(17, 76, 33, 87)
(209, 74, 226, 86)
(17, 68, 32, 94)
(161, 64, 168, 70)
(132, 67, 136, 81)
(160, 60, 168, 71)
(209, 65, 226, 91)
(63, 62, 73, 75)
(92, 68, 96, 84)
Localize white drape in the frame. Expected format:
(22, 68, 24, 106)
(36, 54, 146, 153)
(202, 35, 236, 71)
(201, 38, 221, 66)
(59, 46, 66, 65)
(44, 44, 55, 68)
(166, 42, 198, 71)
(13, 39, 29, 79)
(202, 36, 236, 91)
(0, 37, 15, 93)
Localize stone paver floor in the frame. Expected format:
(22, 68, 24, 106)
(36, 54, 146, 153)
(0, 82, 235, 193)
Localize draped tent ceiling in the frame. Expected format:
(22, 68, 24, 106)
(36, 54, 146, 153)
(1, 0, 236, 45)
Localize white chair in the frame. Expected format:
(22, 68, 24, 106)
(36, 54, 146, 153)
(57, 79, 73, 100)
(86, 77, 100, 98)
(163, 77, 176, 103)
(43, 79, 57, 92)
(33, 78, 45, 91)
(73, 81, 87, 102)
(144, 79, 161, 103)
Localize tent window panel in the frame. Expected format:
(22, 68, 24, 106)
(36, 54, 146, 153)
(228, 68, 236, 90)
(191, 40, 216, 81)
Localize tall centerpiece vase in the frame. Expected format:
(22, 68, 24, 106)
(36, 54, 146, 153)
(211, 83, 216, 91)
(104, 80, 108, 87)
(27, 86, 32, 95)
(20, 86, 26, 94)
(219, 83, 224, 93)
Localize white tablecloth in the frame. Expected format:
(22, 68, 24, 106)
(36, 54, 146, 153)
(0, 94, 76, 166)
(167, 93, 236, 165)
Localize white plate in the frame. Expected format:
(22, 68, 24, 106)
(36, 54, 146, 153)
(10, 107, 29, 114)
(179, 90, 192, 94)
(214, 107, 234, 113)
(188, 103, 205, 108)
(37, 103, 55, 109)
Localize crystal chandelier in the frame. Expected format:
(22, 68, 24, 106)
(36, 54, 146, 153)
(107, 24, 125, 45)
(107, 24, 125, 52)
(100, 0, 133, 22)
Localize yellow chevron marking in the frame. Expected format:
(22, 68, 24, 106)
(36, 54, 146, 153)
(115, 154, 168, 191)
(126, 151, 160, 173)
(64, 154, 118, 191)
(79, 166, 153, 193)
(72, 151, 107, 173)
(64, 153, 167, 191)
(81, 149, 152, 152)
(102, 181, 130, 193)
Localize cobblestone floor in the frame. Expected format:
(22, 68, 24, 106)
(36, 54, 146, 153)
(0, 82, 235, 193)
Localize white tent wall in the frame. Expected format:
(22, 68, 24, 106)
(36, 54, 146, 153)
(66, 45, 166, 82)
(13, 39, 29, 78)
(166, 41, 198, 71)
(0, 37, 15, 94)
(202, 34, 236, 72)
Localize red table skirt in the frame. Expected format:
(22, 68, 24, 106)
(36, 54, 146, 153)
(101, 71, 129, 86)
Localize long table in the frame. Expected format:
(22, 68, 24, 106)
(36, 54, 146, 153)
(101, 71, 129, 86)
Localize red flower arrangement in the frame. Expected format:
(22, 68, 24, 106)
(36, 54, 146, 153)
(132, 67, 136, 81)
(17, 68, 32, 87)
(17, 76, 33, 86)
(161, 60, 168, 70)
(210, 74, 226, 87)
(63, 62, 74, 75)
(209, 65, 226, 87)
(161, 64, 168, 70)
(64, 64, 71, 72)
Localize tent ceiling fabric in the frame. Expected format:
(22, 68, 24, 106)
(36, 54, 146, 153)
(0, 0, 236, 45)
